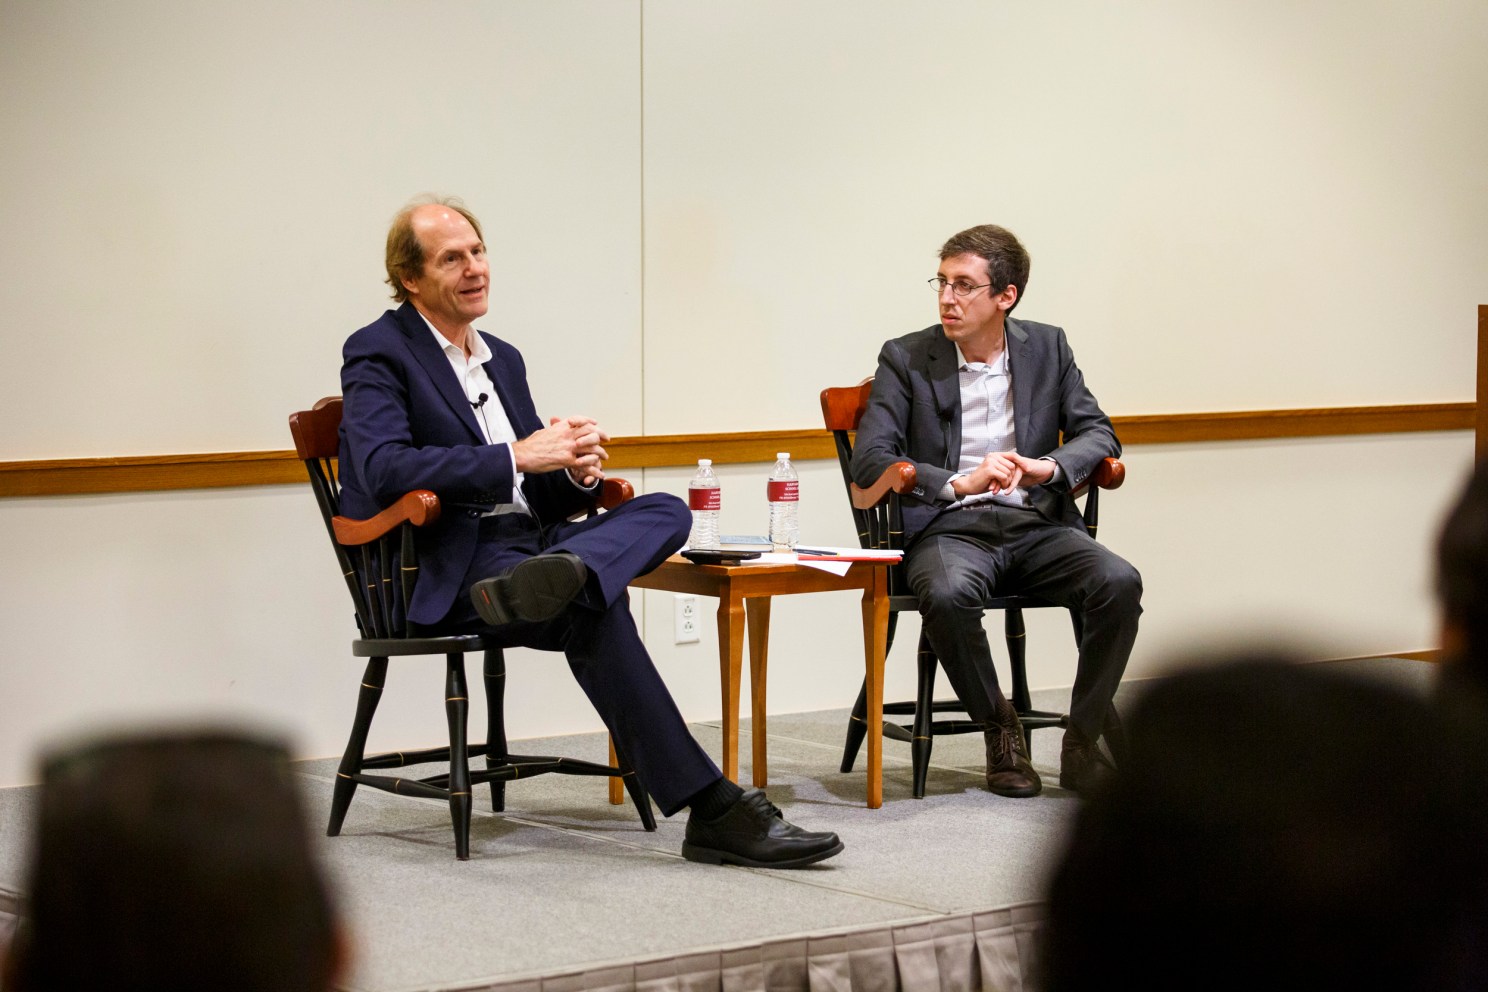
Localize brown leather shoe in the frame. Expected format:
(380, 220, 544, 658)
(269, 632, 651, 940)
(1060, 728, 1117, 793)
(985, 712, 1042, 798)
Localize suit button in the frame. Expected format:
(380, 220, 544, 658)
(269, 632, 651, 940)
(467, 510, 479, 518)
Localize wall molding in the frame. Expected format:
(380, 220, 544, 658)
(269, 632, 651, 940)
(1326, 649, 1440, 664)
(1478, 304, 1488, 461)
(0, 402, 1475, 498)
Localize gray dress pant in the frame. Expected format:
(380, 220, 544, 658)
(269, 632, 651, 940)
(903, 501, 1142, 741)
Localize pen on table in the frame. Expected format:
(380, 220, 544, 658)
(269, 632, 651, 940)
(793, 547, 838, 556)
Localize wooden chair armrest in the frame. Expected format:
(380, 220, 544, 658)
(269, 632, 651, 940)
(1090, 457, 1125, 491)
(597, 477, 634, 510)
(332, 490, 441, 546)
(1071, 458, 1126, 497)
(850, 462, 917, 510)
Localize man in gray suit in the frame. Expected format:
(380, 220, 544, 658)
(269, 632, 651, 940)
(851, 224, 1141, 797)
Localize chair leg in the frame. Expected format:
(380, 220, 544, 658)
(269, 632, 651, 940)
(911, 634, 937, 799)
(483, 649, 507, 813)
(1005, 608, 1033, 714)
(841, 612, 900, 773)
(840, 679, 870, 773)
(445, 654, 473, 861)
(1104, 701, 1128, 766)
(327, 656, 388, 838)
(611, 741, 658, 832)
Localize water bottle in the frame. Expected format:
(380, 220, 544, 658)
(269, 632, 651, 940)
(688, 459, 721, 548)
(767, 452, 799, 551)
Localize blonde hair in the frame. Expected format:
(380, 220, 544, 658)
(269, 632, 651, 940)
(384, 195, 485, 302)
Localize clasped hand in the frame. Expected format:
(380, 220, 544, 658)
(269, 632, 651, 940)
(513, 415, 610, 486)
(951, 451, 1055, 498)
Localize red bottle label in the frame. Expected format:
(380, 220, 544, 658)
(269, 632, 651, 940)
(767, 480, 799, 502)
(689, 487, 721, 511)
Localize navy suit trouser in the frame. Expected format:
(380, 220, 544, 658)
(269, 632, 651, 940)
(438, 493, 721, 816)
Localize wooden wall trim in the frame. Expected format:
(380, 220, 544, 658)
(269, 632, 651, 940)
(1478, 304, 1488, 462)
(1115, 402, 1473, 445)
(0, 402, 1475, 498)
(1387, 649, 1441, 663)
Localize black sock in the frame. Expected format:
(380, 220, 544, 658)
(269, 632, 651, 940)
(685, 776, 744, 820)
(991, 695, 1019, 727)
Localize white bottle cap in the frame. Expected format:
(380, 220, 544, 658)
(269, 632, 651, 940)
(776, 452, 790, 459)
(699, 459, 712, 466)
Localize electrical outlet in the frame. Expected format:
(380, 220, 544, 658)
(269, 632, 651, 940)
(673, 594, 700, 644)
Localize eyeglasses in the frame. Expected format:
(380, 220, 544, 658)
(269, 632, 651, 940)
(928, 276, 998, 298)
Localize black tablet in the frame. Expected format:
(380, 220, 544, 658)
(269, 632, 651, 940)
(681, 549, 763, 565)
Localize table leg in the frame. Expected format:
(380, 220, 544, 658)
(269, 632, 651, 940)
(717, 591, 746, 784)
(745, 596, 772, 788)
(861, 568, 890, 809)
(608, 737, 622, 805)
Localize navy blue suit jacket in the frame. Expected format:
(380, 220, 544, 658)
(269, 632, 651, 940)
(850, 318, 1119, 542)
(338, 302, 593, 626)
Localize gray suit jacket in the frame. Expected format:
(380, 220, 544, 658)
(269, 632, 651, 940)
(850, 318, 1119, 543)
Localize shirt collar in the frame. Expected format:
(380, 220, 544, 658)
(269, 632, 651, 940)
(954, 342, 1008, 374)
(417, 311, 491, 366)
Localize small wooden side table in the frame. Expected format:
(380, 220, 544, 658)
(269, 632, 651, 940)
(620, 555, 894, 808)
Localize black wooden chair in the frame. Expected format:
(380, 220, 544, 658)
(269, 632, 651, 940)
(289, 396, 656, 860)
(820, 379, 1126, 798)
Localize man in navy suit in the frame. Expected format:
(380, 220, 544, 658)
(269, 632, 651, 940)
(337, 196, 841, 867)
(851, 225, 1142, 798)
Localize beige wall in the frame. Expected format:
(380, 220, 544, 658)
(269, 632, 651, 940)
(1, 0, 1485, 786)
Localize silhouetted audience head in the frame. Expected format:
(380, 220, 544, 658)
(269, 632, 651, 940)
(1041, 655, 1488, 991)
(1436, 456, 1488, 701)
(3, 731, 344, 992)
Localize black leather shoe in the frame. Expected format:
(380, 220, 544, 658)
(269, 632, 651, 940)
(1060, 729, 1117, 793)
(985, 713, 1042, 798)
(682, 789, 844, 868)
(470, 553, 588, 627)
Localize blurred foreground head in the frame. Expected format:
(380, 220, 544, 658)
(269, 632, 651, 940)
(4, 731, 342, 992)
(1042, 656, 1488, 991)
(1437, 457, 1488, 695)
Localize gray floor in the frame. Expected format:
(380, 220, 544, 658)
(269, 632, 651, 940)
(0, 658, 1436, 992)
(302, 701, 1083, 992)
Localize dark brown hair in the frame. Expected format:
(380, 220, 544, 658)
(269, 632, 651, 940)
(939, 224, 1030, 313)
(8, 732, 340, 992)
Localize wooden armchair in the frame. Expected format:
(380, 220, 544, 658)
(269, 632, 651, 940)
(820, 379, 1126, 797)
(289, 396, 655, 860)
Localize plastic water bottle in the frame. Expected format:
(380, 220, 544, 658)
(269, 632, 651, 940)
(767, 452, 799, 551)
(688, 459, 721, 548)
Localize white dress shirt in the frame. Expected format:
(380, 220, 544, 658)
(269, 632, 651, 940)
(419, 315, 531, 516)
(940, 342, 1061, 507)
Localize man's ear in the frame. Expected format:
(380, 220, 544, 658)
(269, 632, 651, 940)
(401, 276, 420, 298)
(995, 284, 1018, 313)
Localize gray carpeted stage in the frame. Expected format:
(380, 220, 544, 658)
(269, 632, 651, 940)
(0, 659, 1435, 992)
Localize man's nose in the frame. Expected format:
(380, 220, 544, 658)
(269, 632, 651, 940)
(938, 283, 957, 304)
